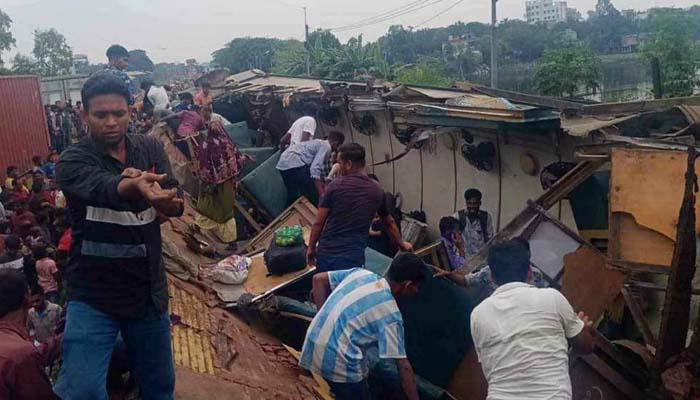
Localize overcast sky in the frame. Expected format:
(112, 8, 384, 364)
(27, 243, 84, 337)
(2, 0, 696, 65)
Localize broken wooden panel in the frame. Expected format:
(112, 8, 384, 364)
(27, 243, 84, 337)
(561, 246, 627, 322)
(609, 148, 700, 267)
(612, 213, 676, 267)
(167, 276, 319, 398)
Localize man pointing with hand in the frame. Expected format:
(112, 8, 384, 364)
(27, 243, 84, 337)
(54, 73, 182, 400)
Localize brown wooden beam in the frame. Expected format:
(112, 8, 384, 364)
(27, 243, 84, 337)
(233, 200, 262, 232)
(629, 280, 700, 296)
(654, 146, 697, 384)
(621, 285, 657, 348)
(577, 354, 647, 399)
(608, 259, 670, 275)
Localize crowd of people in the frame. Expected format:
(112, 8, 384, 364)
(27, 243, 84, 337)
(0, 152, 71, 398)
(0, 42, 597, 400)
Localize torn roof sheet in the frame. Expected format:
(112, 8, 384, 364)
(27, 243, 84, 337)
(219, 71, 560, 129)
(561, 114, 641, 137)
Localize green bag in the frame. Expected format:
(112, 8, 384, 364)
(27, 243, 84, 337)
(274, 225, 304, 247)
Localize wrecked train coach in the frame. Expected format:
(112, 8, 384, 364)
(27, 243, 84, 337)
(156, 72, 700, 399)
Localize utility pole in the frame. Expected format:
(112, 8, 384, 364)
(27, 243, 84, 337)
(303, 6, 311, 75)
(490, 0, 498, 88)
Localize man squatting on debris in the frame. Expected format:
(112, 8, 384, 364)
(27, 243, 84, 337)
(300, 253, 424, 400)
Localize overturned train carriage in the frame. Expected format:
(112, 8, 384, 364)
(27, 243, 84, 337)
(155, 72, 700, 399)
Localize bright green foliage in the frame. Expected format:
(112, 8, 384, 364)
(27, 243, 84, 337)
(533, 44, 601, 97)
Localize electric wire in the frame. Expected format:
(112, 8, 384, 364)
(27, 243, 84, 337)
(328, 0, 429, 31)
(330, 0, 445, 32)
(414, 0, 467, 28)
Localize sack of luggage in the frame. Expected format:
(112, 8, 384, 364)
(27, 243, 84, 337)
(274, 225, 304, 247)
(264, 234, 307, 276)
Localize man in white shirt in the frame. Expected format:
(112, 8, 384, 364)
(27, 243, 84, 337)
(141, 80, 170, 113)
(277, 131, 344, 205)
(470, 239, 595, 400)
(279, 104, 318, 149)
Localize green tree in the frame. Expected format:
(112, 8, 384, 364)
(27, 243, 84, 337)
(0, 9, 15, 67)
(128, 49, 154, 72)
(32, 28, 73, 76)
(395, 57, 453, 87)
(272, 40, 308, 76)
(308, 29, 341, 49)
(643, 8, 700, 97)
(212, 37, 285, 73)
(378, 25, 417, 65)
(11, 54, 38, 74)
(533, 44, 601, 97)
(498, 20, 553, 62)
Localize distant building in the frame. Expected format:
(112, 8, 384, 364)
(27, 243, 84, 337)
(620, 34, 646, 53)
(525, 0, 569, 24)
(566, 7, 581, 21)
(621, 9, 636, 18)
(71, 54, 89, 75)
(621, 9, 649, 20)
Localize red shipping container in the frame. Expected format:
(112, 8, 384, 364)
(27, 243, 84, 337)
(0, 75, 50, 183)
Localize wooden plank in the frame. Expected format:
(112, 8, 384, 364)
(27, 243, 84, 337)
(590, 329, 648, 384)
(654, 146, 698, 382)
(233, 199, 261, 232)
(242, 229, 313, 297)
(621, 285, 657, 347)
(608, 259, 671, 275)
(575, 354, 646, 399)
(629, 280, 700, 295)
(518, 214, 545, 239)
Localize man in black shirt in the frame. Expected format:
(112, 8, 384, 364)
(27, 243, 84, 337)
(54, 73, 183, 400)
(307, 143, 411, 272)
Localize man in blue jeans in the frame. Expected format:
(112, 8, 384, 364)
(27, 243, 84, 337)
(54, 73, 183, 399)
(307, 143, 412, 272)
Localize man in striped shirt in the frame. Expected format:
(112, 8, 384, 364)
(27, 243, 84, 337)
(54, 73, 183, 400)
(300, 253, 424, 400)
